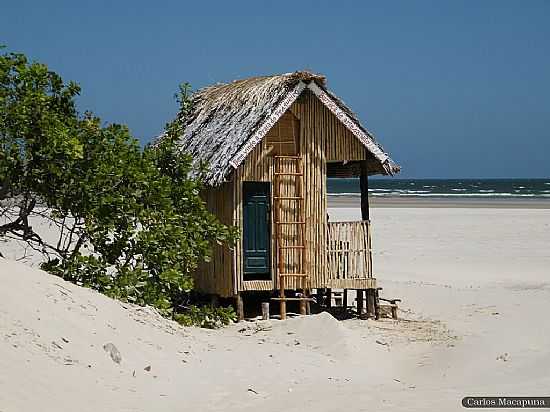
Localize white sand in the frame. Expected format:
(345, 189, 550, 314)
(1, 207, 549, 411)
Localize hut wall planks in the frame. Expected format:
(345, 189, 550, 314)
(196, 182, 235, 297)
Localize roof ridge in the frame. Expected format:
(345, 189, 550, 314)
(197, 70, 326, 93)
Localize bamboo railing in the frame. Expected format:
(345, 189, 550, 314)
(326, 221, 373, 280)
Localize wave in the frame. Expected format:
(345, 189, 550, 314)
(327, 179, 550, 199)
(372, 193, 550, 198)
(327, 192, 361, 197)
(369, 193, 550, 198)
(328, 192, 550, 198)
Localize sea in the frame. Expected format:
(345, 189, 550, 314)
(327, 178, 550, 199)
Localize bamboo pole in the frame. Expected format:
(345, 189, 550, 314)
(299, 299, 307, 315)
(356, 289, 364, 317)
(360, 159, 370, 221)
(343, 289, 348, 308)
(280, 274, 286, 320)
(366, 289, 376, 318)
(326, 288, 332, 309)
(236, 293, 244, 322)
(261, 302, 270, 320)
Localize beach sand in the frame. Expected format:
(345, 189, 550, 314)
(330, 194, 550, 209)
(1, 201, 549, 411)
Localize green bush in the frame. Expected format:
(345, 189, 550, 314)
(174, 305, 237, 329)
(0, 49, 238, 325)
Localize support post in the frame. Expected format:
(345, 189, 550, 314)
(374, 288, 381, 320)
(343, 289, 348, 308)
(236, 293, 244, 322)
(261, 302, 270, 320)
(315, 288, 323, 307)
(366, 289, 376, 319)
(326, 288, 332, 309)
(359, 160, 370, 221)
(299, 299, 307, 315)
(356, 289, 364, 317)
(280, 276, 286, 320)
(391, 304, 398, 320)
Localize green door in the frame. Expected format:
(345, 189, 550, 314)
(243, 182, 271, 280)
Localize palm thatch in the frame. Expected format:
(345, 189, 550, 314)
(172, 71, 399, 186)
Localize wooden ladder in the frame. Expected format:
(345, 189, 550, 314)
(271, 155, 311, 319)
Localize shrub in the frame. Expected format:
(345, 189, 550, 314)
(0, 49, 238, 326)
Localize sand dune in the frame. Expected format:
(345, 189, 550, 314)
(1, 206, 549, 411)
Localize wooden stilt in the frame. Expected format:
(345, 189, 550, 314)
(280, 301, 287, 320)
(366, 289, 376, 319)
(236, 293, 244, 322)
(357, 289, 364, 317)
(316, 288, 324, 307)
(326, 288, 332, 309)
(280, 275, 286, 320)
(375, 288, 381, 320)
(343, 289, 348, 308)
(299, 299, 307, 315)
(261, 302, 270, 320)
(391, 304, 398, 320)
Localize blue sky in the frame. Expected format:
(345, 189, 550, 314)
(2, 0, 549, 178)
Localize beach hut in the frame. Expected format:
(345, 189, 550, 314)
(174, 71, 400, 319)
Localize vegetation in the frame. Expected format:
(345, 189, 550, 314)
(0, 49, 237, 327)
(174, 305, 236, 329)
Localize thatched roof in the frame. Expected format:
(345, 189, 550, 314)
(174, 71, 400, 186)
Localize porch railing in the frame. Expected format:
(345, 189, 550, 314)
(326, 220, 373, 280)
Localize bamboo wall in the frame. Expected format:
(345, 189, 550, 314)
(195, 182, 235, 297)
(198, 90, 371, 297)
(265, 111, 300, 155)
(326, 221, 376, 289)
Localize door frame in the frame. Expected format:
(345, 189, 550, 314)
(242, 181, 272, 281)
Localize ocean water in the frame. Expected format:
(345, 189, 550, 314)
(327, 178, 550, 199)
